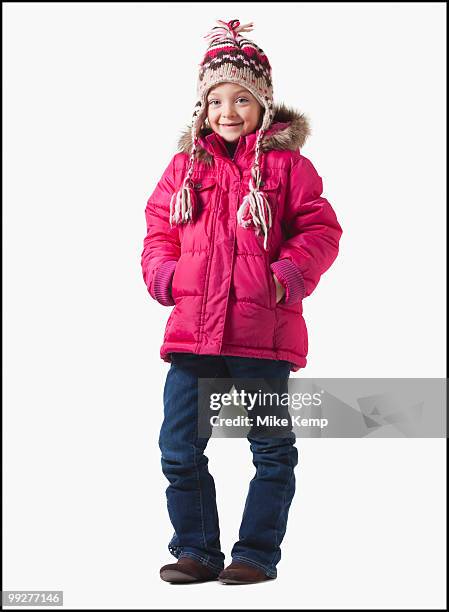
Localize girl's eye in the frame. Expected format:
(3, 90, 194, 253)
(208, 98, 249, 106)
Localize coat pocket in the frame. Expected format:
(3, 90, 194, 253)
(191, 177, 217, 215)
(170, 251, 209, 300)
(259, 174, 281, 192)
(241, 173, 281, 205)
(259, 175, 281, 231)
(231, 252, 273, 309)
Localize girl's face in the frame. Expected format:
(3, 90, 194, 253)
(206, 82, 263, 143)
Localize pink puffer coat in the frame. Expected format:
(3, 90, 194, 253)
(141, 103, 343, 371)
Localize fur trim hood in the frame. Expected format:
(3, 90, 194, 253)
(176, 102, 312, 165)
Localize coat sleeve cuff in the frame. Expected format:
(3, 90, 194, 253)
(153, 260, 177, 306)
(270, 259, 306, 305)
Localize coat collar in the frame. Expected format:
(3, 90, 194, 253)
(176, 102, 312, 165)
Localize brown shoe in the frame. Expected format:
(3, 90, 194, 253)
(160, 556, 221, 583)
(218, 561, 275, 585)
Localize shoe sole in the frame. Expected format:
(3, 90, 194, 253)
(160, 569, 218, 583)
(219, 577, 275, 585)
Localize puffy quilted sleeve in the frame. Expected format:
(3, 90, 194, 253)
(270, 154, 343, 303)
(141, 154, 181, 305)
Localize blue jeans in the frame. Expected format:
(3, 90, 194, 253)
(158, 352, 299, 579)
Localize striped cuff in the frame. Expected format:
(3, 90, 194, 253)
(153, 260, 178, 306)
(270, 259, 306, 305)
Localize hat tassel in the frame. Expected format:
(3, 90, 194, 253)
(237, 177, 272, 250)
(169, 180, 197, 227)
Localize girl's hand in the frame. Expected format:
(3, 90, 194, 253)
(272, 273, 285, 304)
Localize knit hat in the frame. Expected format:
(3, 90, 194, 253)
(169, 18, 275, 250)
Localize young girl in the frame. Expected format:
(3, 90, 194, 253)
(141, 19, 343, 585)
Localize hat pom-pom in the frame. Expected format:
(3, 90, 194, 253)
(203, 19, 255, 44)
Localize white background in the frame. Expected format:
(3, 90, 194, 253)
(3, 2, 446, 609)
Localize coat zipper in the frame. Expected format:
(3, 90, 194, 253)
(197, 138, 243, 350)
(196, 170, 221, 350)
(217, 180, 240, 354)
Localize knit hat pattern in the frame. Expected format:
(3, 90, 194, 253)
(169, 19, 275, 250)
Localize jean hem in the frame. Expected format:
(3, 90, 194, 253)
(232, 555, 277, 579)
(178, 551, 224, 574)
